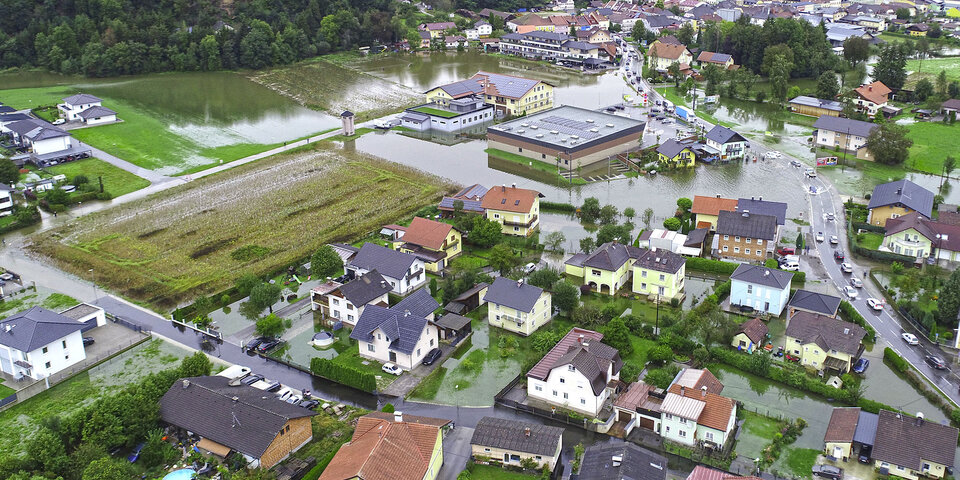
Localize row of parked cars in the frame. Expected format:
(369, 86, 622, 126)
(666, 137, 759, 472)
(245, 336, 283, 353)
(217, 365, 319, 409)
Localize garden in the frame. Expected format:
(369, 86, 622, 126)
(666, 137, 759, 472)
(29, 144, 454, 311)
(873, 262, 954, 341)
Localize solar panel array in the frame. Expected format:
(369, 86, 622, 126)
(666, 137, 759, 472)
(538, 116, 601, 140)
(479, 72, 539, 98)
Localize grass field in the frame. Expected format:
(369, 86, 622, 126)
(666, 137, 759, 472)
(413, 106, 459, 118)
(905, 56, 960, 81)
(0, 381, 13, 398)
(782, 448, 820, 477)
(29, 144, 455, 311)
(46, 158, 151, 196)
(905, 121, 960, 175)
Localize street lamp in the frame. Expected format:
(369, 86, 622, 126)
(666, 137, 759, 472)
(935, 234, 942, 266)
(88, 268, 98, 300)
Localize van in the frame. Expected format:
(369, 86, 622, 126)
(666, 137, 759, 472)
(781, 261, 800, 271)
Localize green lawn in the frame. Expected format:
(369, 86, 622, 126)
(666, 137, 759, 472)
(0, 381, 14, 399)
(450, 255, 490, 270)
(905, 122, 960, 175)
(46, 158, 151, 196)
(485, 148, 588, 185)
(413, 106, 460, 118)
(905, 56, 960, 81)
(856, 232, 884, 250)
(465, 464, 539, 480)
(782, 448, 820, 478)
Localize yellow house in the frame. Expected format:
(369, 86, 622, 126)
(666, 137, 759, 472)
(656, 139, 696, 168)
(872, 409, 957, 480)
(647, 40, 692, 72)
(823, 407, 860, 462)
(691, 195, 738, 231)
(424, 72, 554, 116)
(631, 248, 685, 301)
(394, 217, 462, 273)
(320, 411, 448, 480)
(564, 242, 642, 295)
(784, 312, 865, 374)
(866, 179, 934, 227)
(484, 277, 552, 336)
(481, 185, 541, 236)
(731, 318, 768, 353)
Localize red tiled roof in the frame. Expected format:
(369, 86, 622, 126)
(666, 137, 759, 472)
(649, 40, 690, 60)
(736, 318, 768, 344)
(319, 414, 443, 480)
(481, 185, 540, 213)
(855, 81, 891, 105)
(399, 217, 454, 251)
(692, 195, 738, 216)
(824, 407, 860, 443)
(667, 384, 735, 432)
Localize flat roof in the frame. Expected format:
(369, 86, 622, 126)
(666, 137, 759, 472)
(488, 105, 644, 153)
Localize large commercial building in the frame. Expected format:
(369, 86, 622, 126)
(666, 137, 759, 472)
(486, 105, 645, 169)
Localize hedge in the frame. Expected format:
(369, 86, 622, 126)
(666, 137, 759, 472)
(540, 201, 577, 213)
(839, 300, 876, 342)
(852, 244, 915, 264)
(852, 221, 885, 234)
(686, 257, 738, 275)
(884, 347, 909, 373)
(714, 279, 731, 301)
(310, 357, 377, 392)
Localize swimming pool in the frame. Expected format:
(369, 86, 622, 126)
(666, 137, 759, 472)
(312, 331, 335, 347)
(163, 468, 196, 480)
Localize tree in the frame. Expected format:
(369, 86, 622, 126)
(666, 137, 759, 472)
(602, 318, 633, 356)
(488, 243, 516, 274)
(641, 208, 654, 229)
(843, 37, 870, 66)
(580, 197, 601, 223)
(249, 282, 282, 313)
(668, 62, 682, 87)
(816, 70, 840, 99)
(240, 20, 274, 69)
(599, 205, 619, 225)
(553, 280, 580, 313)
(235, 273, 260, 297)
(623, 207, 636, 220)
(915, 78, 934, 101)
(866, 123, 913, 165)
(72, 174, 89, 186)
(761, 44, 794, 76)
(82, 458, 133, 480)
(676, 23, 694, 46)
(255, 313, 287, 338)
(676, 197, 693, 213)
(795, 232, 805, 251)
(873, 44, 908, 90)
(199, 35, 221, 71)
(647, 344, 674, 365)
(572, 304, 602, 326)
(429, 277, 438, 297)
(949, 81, 960, 99)
(928, 22, 943, 39)
(663, 217, 682, 231)
(896, 7, 911, 19)
(311, 245, 343, 278)
(942, 156, 956, 194)
(470, 215, 502, 247)
(596, 224, 624, 245)
(579, 237, 596, 254)
(768, 54, 794, 103)
(938, 269, 960, 324)
(644, 367, 678, 389)
(528, 268, 560, 290)
(27, 427, 69, 476)
(544, 231, 566, 252)
(936, 69, 949, 99)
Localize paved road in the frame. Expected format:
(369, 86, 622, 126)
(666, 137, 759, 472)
(84, 143, 175, 184)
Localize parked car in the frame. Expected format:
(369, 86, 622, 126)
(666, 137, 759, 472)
(265, 381, 283, 392)
(867, 298, 885, 311)
(421, 348, 442, 366)
(300, 399, 320, 410)
(128, 442, 145, 463)
(852, 358, 869, 374)
(816, 232, 825, 242)
(843, 286, 858, 298)
(901, 332, 919, 345)
(52, 118, 66, 125)
(241, 374, 264, 386)
(925, 355, 947, 370)
(776, 247, 796, 256)
(764, 150, 782, 159)
(0, 273, 14, 281)
(82, 337, 95, 346)
(840, 263, 853, 273)
(850, 277, 863, 288)
(286, 394, 303, 405)
(780, 261, 800, 271)
(812, 464, 843, 479)
(524, 262, 538, 274)
(382, 363, 403, 376)
(257, 338, 282, 353)
(276, 388, 293, 402)
(245, 338, 265, 352)
(834, 250, 845, 261)
(830, 235, 839, 245)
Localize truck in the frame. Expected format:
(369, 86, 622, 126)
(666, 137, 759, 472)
(675, 106, 690, 120)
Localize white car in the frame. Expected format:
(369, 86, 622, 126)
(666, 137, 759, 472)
(843, 286, 858, 298)
(867, 298, 885, 311)
(52, 118, 66, 125)
(765, 150, 782, 159)
(816, 232, 825, 243)
(382, 363, 403, 376)
(524, 262, 538, 274)
(840, 262, 853, 273)
(805, 168, 817, 178)
(850, 277, 863, 288)
(901, 332, 920, 345)
(830, 235, 839, 245)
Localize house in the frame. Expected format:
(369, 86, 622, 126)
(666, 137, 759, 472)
(812, 116, 878, 160)
(419, 31, 432, 49)
(484, 277, 552, 336)
(637, 228, 707, 257)
(444, 35, 466, 49)
(674, 367, 724, 395)
(159, 376, 317, 469)
(691, 195, 738, 231)
(475, 21, 493, 37)
(789, 96, 844, 117)
(6, 119, 73, 155)
(57, 93, 106, 122)
(647, 40, 692, 71)
(57, 302, 106, 332)
(480, 184, 541, 237)
(349, 288, 440, 370)
(439, 184, 488, 216)
(906, 22, 930, 35)
(824, 407, 861, 461)
(940, 98, 960, 116)
(612, 381, 665, 436)
(400, 95, 494, 133)
(731, 318, 768, 353)
(0, 184, 13, 217)
(872, 410, 957, 479)
(526, 327, 623, 417)
(716, 210, 778, 261)
(443, 282, 488, 315)
(395, 217, 462, 273)
(632, 248, 686, 301)
(686, 465, 755, 480)
(419, 21, 456, 39)
(576, 442, 668, 480)
(76, 106, 117, 125)
(656, 139, 696, 167)
(346, 243, 426, 295)
(696, 51, 735, 69)
(785, 312, 865, 373)
(322, 270, 392, 326)
(470, 416, 564, 471)
(883, 212, 960, 262)
(853, 81, 892, 117)
(867, 179, 934, 226)
(423, 71, 555, 117)
(704, 125, 748, 160)
(565, 241, 645, 295)
(498, 31, 602, 66)
(729, 264, 794, 316)
(0, 306, 89, 380)
(788, 290, 841, 319)
(661, 381, 737, 449)
(320, 411, 448, 480)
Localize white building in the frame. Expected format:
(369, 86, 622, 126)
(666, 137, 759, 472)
(399, 96, 494, 133)
(348, 289, 440, 370)
(526, 328, 622, 417)
(0, 307, 90, 380)
(58, 94, 102, 121)
(475, 21, 493, 37)
(6, 119, 73, 155)
(345, 243, 426, 296)
(729, 264, 794, 316)
(660, 371, 737, 449)
(0, 185, 14, 217)
(77, 106, 118, 125)
(322, 270, 393, 326)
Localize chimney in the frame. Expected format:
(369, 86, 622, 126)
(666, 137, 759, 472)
(916, 412, 924, 426)
(517, 279, 523, 288)
(612, 455, 623, 467)
(869, 85, 873, 91)
(232, 396, 239, 403)
(897, 188, 902, 195)
(701, 385, 707, 397)
(502, 184, 506, 192)
(182, 379, 190, 389)
(759, 196, 762, 201)
(764, 270, 770, 276)
(680, 386, 686, 396)
(578, 334, 584, 344)
(394, 411, 404, 423)
(3, 324, 10, 333)
(524, 427, 531, 437)
(404, 309, 411, 317)
(511, 182, 517, 188)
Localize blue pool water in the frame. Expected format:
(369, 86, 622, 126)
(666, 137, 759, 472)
(163, 469, 196, 480)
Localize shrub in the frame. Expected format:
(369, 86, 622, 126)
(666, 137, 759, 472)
(310, 358, 377, 392)
(540, 201, 577, 213)
(381, 403, 395, 413)
(714, 280, 732, 301)
(884, 347, 909, 373)
(686, 257, 738, 275)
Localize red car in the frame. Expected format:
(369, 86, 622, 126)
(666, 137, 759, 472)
(777, 247, 796, 256)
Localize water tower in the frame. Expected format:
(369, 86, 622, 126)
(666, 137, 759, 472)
(340, 110, 355, 136)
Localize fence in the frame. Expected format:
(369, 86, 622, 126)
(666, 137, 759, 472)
(493, 374, 612, 433)
(0, 333, 151, 412)
(108, 313, 151, 333)
(171, 317, 223, 340)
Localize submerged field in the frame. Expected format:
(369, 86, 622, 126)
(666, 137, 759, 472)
(30, 144, 455, 310)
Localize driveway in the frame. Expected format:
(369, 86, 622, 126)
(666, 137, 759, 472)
(381, 341, 457, 397)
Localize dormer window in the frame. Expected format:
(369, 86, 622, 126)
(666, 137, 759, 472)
(568, 365, 575, 372)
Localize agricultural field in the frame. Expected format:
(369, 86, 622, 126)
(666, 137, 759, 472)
(46, 158, 151, 197)
(905, 121, 960, 175)
(29, 144, 455, 311)
(905, 56, 960, 82)
(248, 57, 421, 122)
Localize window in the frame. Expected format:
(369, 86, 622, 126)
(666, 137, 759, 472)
(332, 298, 339, 306)
(747, 285, 753, 294)
(641, 282, 647, 290)
(45, 361, 51, 369)
(42, 347, 48, 354)
(430, 339, 434, 346)
(367, 344, 375, 352)
(641, 270, 647, 278)
(746, 238, 752, 244)
(580, 398, 586, 404)
(347, 303, 354, 310)
(560, 377, 565, 383)
(734, 247, 740, 253)
(535, 385, 543, 391)
(724, 235, 729, 240)
(722, 245, 728, 252)
(563, 392, 569, 399)
(377, 333, 382, 340)
(735, 236, 740, 242)
(665, 426, 670, 433)
(591, 269, 601, 276)
(706, 432, 714, 441)
(552, 390, 558, 396)
(679, 430, 687, 437)
(347, 314, 354, 322)
(745, 248, 751, 255)
(757, 250, 762, 256)
(659, 274, 665, 281)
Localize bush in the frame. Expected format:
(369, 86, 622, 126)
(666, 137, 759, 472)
(381, 403, 395, 413)
(884, 347, 909, 373)
(540, 201, 577, 213)
(686, 257, 739, 275)
(714, 280, 732, 301)
(310, 358, 377, 392)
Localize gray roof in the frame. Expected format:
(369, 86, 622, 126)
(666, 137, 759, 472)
(62, 93, 101, 105)
(872, 410, 958, 469)
(813, 115, 878, 138)
(731, 264, 794, 290)
(470, 416, 563, 457)
(854, 410, 879, 446)
(578, 442, 668, 480)
(159, 376, 316, 459)
(562, 40, 600, 50)
(524, 31, 572, 42)
(789, 290, 842, 316)
(487, 106, 645, 153)
(349, 304, 429, 355)
(0, 307, 84, 352)
(635, 248, 685, 274)
(553, 341, 622, 396)
(436, 79, 483, 97)
(867, 179, 934, 218)
(785, 312, 865, 356)
(6, 119, 70, 141)
(716, 210, 778, 240)
(0, 105, 14, 113)
(790, 95, 844, 112)
(705, 125, 747, 145)
(567, 242, 644, 271)
(684, 228, 709, 247)
(0, 113, 30, 123)
(439, 196, 483, 212)
(349, 242, 418, 280)
(58, 303, 101, 320)
(736, 198, 788, 225)
(656, 139, 691, 159)
(476, 71, 544, 99)
(435, 313, 471, 330)
(393, 287, 440, 318)
(483, 277, 544, 313)
(77, 105, 116, 119)
(400, 112, 430, 123)
(338, 270, 393, 306)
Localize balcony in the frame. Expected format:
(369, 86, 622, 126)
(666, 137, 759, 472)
(405, 268, 424, 281)
(502, 215, 538, 228)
